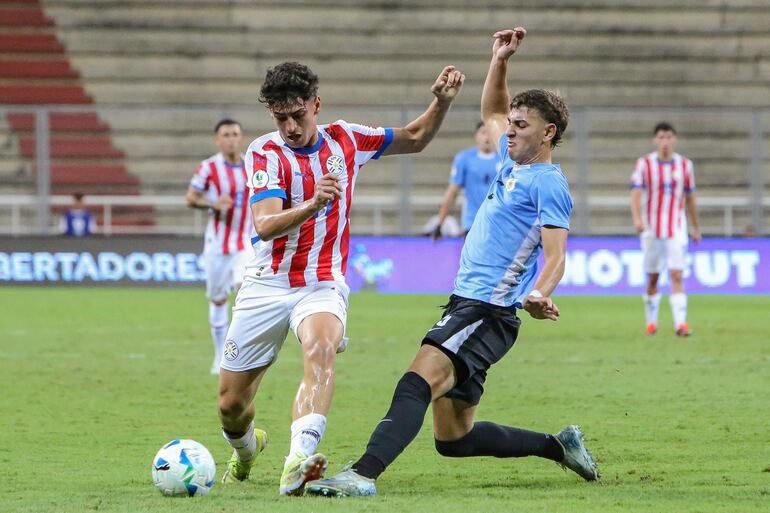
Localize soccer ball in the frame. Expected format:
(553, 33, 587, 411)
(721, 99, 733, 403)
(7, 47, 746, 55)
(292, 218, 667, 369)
(151, 439, 216, 497)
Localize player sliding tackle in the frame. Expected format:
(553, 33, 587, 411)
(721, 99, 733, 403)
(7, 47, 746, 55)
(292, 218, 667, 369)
(306, 27, 600, 498)
(217, 61, 465, 496)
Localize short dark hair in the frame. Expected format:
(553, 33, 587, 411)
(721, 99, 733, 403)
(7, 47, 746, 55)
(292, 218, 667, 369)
(654, 122, 676, 135)
(509, 89, 569, 148)
(214, 118, 241, 134)
(259, 62, 319, 110)
(475, 120, 485, 131)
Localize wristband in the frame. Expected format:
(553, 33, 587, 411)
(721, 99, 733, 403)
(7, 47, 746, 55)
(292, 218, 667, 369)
(528, 289, 543, 299)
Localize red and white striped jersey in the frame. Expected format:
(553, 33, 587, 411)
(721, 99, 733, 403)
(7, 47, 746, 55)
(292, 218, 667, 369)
(244, 119, 393, 288)
(190, 152, 253, 255)
(630, 152, 695, 240)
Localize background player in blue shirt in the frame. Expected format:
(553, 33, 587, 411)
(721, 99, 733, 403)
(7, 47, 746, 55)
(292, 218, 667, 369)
(307, 27, 599, 498)
(432, 121, 499, 238)
(59, 192, 96, 237)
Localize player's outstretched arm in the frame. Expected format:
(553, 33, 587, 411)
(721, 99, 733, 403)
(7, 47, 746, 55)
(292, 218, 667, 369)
(685, 191, 702, 243)
(433, 183, 462, 240)
(481, 27, 526, 153)
(522, 226, 567, 320)
(381, 66, 465, 156)
(252, 174, 342, 241)
(630, 188, 645, 233)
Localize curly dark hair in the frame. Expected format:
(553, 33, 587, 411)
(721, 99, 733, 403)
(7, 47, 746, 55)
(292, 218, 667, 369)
(509, 89, 569, 148)
(259, 62, 319, 110)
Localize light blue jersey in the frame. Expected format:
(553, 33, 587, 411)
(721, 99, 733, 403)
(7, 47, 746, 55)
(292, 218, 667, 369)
(450, 147, 500, 231)
(453, 134, 573, 307)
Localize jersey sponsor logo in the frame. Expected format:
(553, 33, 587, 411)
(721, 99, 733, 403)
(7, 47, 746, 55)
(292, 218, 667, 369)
(326, 154, 345, 175)
(505, 178, 518, 192)
(250, 170, 269, 189)
(223, 340, 239, 360)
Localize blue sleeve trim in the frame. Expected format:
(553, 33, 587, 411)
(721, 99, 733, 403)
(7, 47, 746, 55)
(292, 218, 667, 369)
(629, 184, 646, 189)
(541, 221, 571, 230)
(372, 127, 394, 160)
(250, 235, 260, 245)
(190, 183, 206, 192)
(684, 187, 694, 193)
(249, 189, 286, 205)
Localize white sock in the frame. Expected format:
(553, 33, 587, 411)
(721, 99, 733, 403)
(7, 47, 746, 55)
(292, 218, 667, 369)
(288, 413, 327, 458)
(670, 293, 688, 327)
(209, 302, 229, 364)
(643, 293, 662, 325)
(222, 421, 256, 461)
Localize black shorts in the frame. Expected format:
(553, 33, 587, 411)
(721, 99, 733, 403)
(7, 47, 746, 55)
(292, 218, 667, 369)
(422, 294, 521, 405)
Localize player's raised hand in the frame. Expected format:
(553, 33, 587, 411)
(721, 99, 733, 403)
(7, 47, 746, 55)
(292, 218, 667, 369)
(523, 295, 560, 321)
(213, 193, 234, 212)
(492, 27, 527, 61)
(312, 173, 343, 210)
(431, 65, 465, 103)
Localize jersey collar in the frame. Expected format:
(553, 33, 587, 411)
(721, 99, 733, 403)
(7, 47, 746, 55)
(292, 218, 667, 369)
(285, 133, 324, 155)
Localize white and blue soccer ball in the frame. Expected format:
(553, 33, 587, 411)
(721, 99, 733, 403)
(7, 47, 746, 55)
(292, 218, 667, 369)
(151, 439, 216, 497)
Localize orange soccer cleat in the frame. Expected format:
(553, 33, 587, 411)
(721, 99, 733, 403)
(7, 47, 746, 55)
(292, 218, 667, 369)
(675, 323, 692, 337)
(645, 323, 657, 336)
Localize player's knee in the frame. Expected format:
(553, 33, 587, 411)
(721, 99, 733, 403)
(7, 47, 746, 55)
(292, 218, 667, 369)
(304, 338, 338, 367)
(217, 393, 247, 420)
(434, 436, 473, 458)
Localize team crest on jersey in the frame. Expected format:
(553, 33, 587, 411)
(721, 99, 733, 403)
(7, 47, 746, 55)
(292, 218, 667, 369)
(223, 340, 239, 361)
(251, 170, 269, 189)
(325, 155, 345, 175)
(505, 178, 518, 192)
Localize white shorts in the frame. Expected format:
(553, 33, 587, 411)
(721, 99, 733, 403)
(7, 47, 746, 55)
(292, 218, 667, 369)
(204, 249, 251, 302)
(220, 279, 350, 372)
(641, 232, 687, 274)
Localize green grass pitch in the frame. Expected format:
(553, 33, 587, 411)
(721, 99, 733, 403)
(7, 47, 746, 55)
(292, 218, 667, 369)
(1, 288, 768, 513)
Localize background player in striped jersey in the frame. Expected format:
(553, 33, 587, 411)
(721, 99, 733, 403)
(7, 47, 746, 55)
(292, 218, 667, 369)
(431, 121, 499, 239)
(185, 119, 253, 374)
(630, 122, 701, 337)
(306, 27, 598, 498)
(217, 62, 465, 494)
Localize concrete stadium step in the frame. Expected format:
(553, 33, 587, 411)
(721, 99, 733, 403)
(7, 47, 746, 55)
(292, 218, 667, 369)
(0, 58, 78, 77)
(69, 54, 764, 85)
(108, 129, 763, 161)
(0, 84, 91, 103)
(0, 155, 24, 176)
(80, 80, 770, 108)
(6, 112, 110, 132)
(40, 0, 770, 9)
(48, 182, 143, 196)
(95, 108, 762, 140)
(586, 112, 764, 136)
(43, 164, 139, 186)
(19, 136, 124, 157)
(42, 3, 770, 34)
(0, 33, 63, 52)
(54, 29, 770, 60)
(96, 108, 432, 134)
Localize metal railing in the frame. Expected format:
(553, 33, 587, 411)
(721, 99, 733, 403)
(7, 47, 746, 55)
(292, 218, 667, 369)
(0, 193, 767, 237)
(1, 105, 767, 236)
